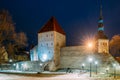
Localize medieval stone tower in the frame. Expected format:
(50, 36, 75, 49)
(95, 1, 109, 54)
(37, 17, 66, 71)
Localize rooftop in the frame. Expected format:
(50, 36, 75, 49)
(38, 16, 65, 35)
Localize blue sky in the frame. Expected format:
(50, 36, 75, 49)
(0, 0, 120, 46)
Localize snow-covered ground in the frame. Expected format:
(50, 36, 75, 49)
(0, 72, 119, 80)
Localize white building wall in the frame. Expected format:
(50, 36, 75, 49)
(37, 31, 66, 71)
(30, 46, 38, 61)
(38, 31, 54, 62)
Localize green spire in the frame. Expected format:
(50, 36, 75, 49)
(98, 0, 104, 32)
(96, 0, 108, 39)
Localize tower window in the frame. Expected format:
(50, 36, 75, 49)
(41, 44, 43, 46)
(51, 34, 53, 36)
(46, 43, 48, 46)
(51, 42, 53, 45)
(49, 51, 50, 53)
(46, 34, 48, 37)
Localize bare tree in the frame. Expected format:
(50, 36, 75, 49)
(0, 46, 8, 62)
(0, 10, 28, 60)
(110, 35, 120, 57)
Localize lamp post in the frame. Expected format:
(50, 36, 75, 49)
(13, 63, 16, 70)
(87, 42, 93, 77)
(89, 58, 93, 77)
(106, 67, 109, 77)
(113, 64, 116, 78)
(95, 61, 98, 75)
(82, 63, 85, 72)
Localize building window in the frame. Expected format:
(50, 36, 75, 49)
(49, 51, 50, 53)
(51, 34, 53, 36)
(51, 42, 53, 45)
(46, 43, 48, 46)
(46, 34, 48, 37)
(41, 44, 43, 46)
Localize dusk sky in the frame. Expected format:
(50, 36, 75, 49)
(0, 0, 120, 47)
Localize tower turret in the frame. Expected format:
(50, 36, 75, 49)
(96, 0, 107, 39)
(38, 16, 66, 71)
(95, 0, 109, 53)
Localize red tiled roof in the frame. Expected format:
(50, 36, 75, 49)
(38, 16, 65, 35)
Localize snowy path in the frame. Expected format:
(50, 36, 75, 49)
(0, 73, 118, 80)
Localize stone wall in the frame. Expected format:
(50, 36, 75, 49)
(60, 46, 88, 69)
(49, 31, 66, 71)
(14, 61, 46, 72)
(60, 46, 119, 72)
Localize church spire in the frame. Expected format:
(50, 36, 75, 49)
(100, 0, 103, 18)
(98, 0, 104, 32)
(96, 0, 108, 39)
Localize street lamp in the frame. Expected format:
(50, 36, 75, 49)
(106, 67, 109, 77)
(88, 43, 93, 48)
(82, 63, 85, 72)
(95, 61, 98, 75)
(40, 63, 43, 66)
(9, 59, 12, 62)
(13, 63, 16, 70)
(89, 58, 93, 77)
(113, 64, 116, 78)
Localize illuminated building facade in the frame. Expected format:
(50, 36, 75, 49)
(30, 17, 66, 71)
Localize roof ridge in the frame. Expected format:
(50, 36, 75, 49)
(38, 16, 65, 35)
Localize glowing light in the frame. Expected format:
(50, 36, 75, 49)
(82, 63, 85, 67)
(40, 63, 43, 66)
(41, 53, 48, 62)
(88, 43, 93, 48)
(9, 59, 12, 62)
(106, 67, 109, 70)
(43, 54, 47, 60)
(81, 35, 95, 51)
(95, 61, 98, 65)
(113, 63, 116, 67)
(89, 58, 93, 62)
(13, 64, 16, 66)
